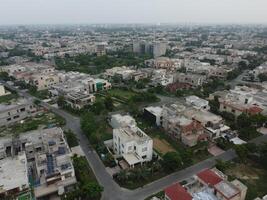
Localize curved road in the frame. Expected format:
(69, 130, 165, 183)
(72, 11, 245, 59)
(6, 83, 267, 200)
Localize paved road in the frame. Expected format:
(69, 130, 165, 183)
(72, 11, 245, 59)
(5, 83, 267, 200)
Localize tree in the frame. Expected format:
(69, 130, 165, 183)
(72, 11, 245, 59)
(234, 144, 249, 163)
(81, 112, 97, 135)
(237, 113, 251, 129)
(162, 152, 182, 172)
(259, 143, 267, 168)
(57, 95, 65, 107)
(215, 159, 231, 172)
(91, 100, 105, 115)
(81, 182, 103, 199)
(258, 73, 267, 82)
(33, 99, 41, 105)
(115, 170, 128, 183)
(104, 95, 114, 111)
(209, 96, 220, 114)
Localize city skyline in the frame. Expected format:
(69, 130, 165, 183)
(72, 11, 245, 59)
(1, 0, 267, 25)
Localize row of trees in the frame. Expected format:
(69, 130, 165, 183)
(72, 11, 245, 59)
(55, 50, 151, 75)
(62, 156, 103, 200)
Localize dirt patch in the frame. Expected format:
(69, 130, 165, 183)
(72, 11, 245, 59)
(208, 145, 225, 156)
(153, 138, 175, 155)
(226, 163, 261, 181)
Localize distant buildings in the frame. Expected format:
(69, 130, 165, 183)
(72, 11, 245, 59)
(96, 42, 107, 56)
(133, 40, 167, 58)
(164, 168, 247, 200)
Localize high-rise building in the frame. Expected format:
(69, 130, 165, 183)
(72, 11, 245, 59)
(133, 40, 167, 58)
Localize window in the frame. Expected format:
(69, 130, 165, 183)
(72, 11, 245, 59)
(142, 147, 147, 152)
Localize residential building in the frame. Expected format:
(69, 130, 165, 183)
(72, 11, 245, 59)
(164, 182, 192, 200)
(30, 73, 60, 91)
(146, 57, 175, 71)
(64, 91, 96, 109)
(185, 95, 210, 110)
(162, 104, 207, 147)
(164, 168, 247, 200)
(175, 73, 206, 88)
(219, 86, 263, 117)
(0, 152, 31, 199)
(143, 106, 163, 126)
(113, 125, 153, 168)
(0, 98, 37, 127)
(0, 127, 77, 199)
(183, 108, 230, 139)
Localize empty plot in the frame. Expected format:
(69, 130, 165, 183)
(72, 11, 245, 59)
(153, 138, 175, 155)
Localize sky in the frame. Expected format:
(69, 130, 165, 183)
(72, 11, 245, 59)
(1, 0, 267, 25)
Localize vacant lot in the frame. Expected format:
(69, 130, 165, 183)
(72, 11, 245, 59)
(0, 112, 65, 137)
(107, 88, 137, 101)
(153, 137, 175, 155)
(225, 162, 267, 200)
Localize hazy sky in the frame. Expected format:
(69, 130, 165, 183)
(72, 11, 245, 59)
(1, 0, 267, 25)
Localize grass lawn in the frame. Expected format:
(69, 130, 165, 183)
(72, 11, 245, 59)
(107, 88, 137, 101)
(73, 156, 98, 183)
(64, 130, 79, 148)
(29, 89, 49, 99)
(0, 93, 18, 103)
(153, 137, 176, 155)
(225, 161, 267, 200)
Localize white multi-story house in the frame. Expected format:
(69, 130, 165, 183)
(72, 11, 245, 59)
(113, 125, 153, 168)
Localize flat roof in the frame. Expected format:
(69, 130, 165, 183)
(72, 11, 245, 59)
(145, 106, 163, 116)
(0, 152, 29, 192)
(193, 188, 218, 200)
(214, 180, 240, 199)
